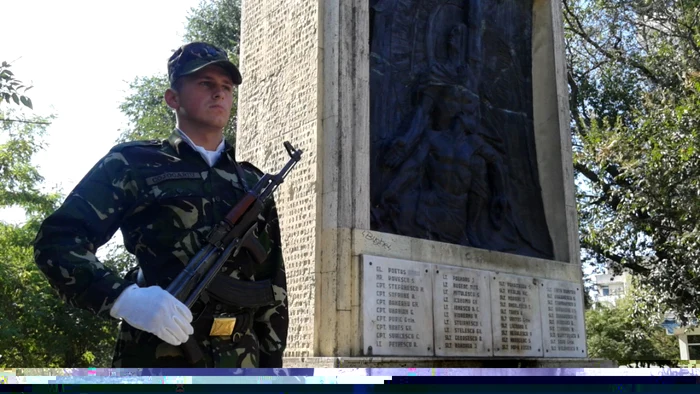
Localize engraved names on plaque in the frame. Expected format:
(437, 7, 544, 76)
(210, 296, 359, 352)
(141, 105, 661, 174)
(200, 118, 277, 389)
(540, 279, 587, 358)
(361, 255, 433, 356)
(491, 273, 543, 357)
(433, 266, 492, 356)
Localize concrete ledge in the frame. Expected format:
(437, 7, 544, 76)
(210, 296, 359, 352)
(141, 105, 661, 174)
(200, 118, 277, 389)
(283, 357, 337, 368)
(284, 357, 617, 368)
(353, 229, 583, 283)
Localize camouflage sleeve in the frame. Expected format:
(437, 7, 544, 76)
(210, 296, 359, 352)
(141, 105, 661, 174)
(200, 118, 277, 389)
(33, 149, 140, 319)
(252, 198, 289, 368)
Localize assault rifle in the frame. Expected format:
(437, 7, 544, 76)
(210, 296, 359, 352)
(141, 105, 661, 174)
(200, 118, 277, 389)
(166, 141, 302, 365)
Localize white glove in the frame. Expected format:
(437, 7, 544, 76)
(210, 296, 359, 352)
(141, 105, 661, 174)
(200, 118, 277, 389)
(110, 284, 194, 346)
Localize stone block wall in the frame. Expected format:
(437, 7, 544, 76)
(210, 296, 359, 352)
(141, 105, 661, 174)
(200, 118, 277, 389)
(237, 0, 320, 358)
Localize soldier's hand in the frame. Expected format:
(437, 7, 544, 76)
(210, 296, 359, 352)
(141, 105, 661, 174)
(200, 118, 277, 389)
(110, 284, 194, 346)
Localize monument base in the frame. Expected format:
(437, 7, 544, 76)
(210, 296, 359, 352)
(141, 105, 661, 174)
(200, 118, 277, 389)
(283, 357, 616, 368)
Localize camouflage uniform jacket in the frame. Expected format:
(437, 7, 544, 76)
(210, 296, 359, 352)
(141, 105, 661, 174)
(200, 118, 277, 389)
(33, 130, 288, 368)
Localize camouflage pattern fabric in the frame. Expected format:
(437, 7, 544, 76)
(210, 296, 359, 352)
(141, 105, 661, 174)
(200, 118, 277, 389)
(33, 130, 288, 368)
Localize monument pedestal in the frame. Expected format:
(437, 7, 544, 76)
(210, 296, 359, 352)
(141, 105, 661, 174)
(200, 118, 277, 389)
(283, 357, 616, 369)
(237, 0, 590, 366)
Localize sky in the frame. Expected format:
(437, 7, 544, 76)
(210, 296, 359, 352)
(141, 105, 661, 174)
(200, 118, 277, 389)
(1, 0, 202, 254)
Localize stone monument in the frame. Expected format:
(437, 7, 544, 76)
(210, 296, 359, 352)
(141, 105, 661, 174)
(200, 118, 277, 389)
(236, 0, 606, 367)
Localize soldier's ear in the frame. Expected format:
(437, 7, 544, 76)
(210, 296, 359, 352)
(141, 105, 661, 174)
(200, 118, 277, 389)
(164, 88, 180, 110)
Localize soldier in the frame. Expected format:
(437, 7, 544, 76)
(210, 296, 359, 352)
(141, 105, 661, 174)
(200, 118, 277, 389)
(33, 42, 288, 368)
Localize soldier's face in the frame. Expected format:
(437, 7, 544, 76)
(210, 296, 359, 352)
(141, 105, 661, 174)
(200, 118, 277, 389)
(169, 65, 235, 131)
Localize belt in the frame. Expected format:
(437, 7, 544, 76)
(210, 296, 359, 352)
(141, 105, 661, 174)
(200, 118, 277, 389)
(135, 268, 275, 308)
(192, 307, 255, 338)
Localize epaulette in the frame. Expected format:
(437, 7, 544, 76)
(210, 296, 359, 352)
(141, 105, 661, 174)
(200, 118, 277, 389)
(109, 140, 162, 153)
(239, 161, 265, 178)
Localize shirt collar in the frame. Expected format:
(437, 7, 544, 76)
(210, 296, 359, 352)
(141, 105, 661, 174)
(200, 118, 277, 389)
(166, 129, 235, 166)
(176, 128, 225, 154)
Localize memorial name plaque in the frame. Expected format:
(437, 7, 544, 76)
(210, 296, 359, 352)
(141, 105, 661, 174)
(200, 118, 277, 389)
(433, 266, 493, 356)
(491, 273, 543, 357)
(361, 255, 434, 356)
(539, 279, 587, 358)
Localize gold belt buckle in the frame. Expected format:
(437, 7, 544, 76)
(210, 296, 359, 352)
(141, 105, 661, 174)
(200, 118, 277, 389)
(209, 315, 237, 337)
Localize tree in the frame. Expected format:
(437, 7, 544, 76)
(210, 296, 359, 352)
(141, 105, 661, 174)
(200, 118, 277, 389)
(0, 94, 130, 368)
(586, 281, 679, 367)
(117, 0, 242, 145)
(116, 76, 175, 143)
(183, 0, 241, 56)
(565, 0, 700, 324)
(0, 220, 120, 367)
(0, 62, 32, 110)
(0, 110, 123, 367)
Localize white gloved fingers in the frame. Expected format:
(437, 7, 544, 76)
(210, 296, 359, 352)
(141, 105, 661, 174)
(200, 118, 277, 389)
(172, 301, 193, 323)
(163, 324, 189, 345)
(172, 314, 195, 336)
(158, 329, 184, 347)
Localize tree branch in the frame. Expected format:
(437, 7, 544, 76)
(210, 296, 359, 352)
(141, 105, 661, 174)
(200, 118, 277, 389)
(0, 118, 51, 126)
(567, 70, 588, 136)
(580, 238, 651, 274)
(574, 162, 601, 184)
(562, 0, 665, 88)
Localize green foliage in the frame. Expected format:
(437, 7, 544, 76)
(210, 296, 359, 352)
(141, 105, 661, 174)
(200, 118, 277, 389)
(184, 0, 241, 57)
(0, 109, 125, 367)
(0, 62, 32, 110)
(565, 0, 700, 324)
(0, 113, 58, 216)
(116, 75, 175, 143)
(586, 281, 679, 367)
(0, 220, 120, 368)
(116, 0, 241, 145)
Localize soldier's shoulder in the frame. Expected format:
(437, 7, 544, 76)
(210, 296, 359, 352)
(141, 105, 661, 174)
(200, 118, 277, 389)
(109, 140, 163, 154)
(238, 161, 265, 179)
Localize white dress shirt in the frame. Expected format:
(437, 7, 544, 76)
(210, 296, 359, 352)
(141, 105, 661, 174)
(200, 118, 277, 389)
(176, 128, 225, 167)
